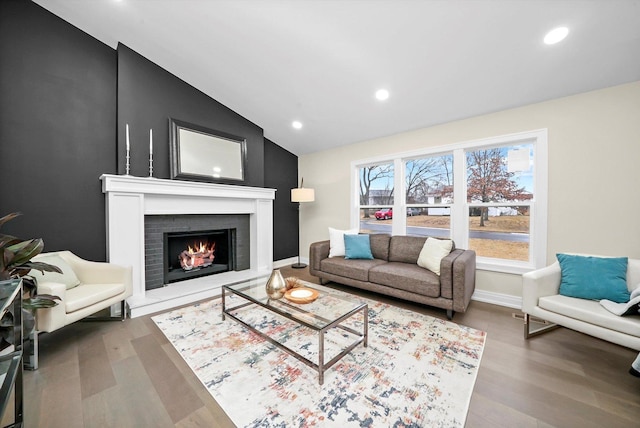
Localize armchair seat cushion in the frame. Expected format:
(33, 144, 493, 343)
(539, 294, 640, 337)
(65, 283, 126, 313)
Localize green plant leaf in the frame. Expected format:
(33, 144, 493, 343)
(0, 233, 21, 249)
(7, 239, 44, 267)
(35, 294, 61, 301)
(0, 212, 21, 229)
(0, 212, 57, 289)
(16, 261, 62, 274)
(23, 296, 60, 310)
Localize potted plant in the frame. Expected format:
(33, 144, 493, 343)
(0, 212, 61, 352)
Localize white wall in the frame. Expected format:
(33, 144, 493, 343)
(299, 81, 640, 299)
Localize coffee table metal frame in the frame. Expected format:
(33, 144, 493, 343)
(222, 281, 368, 385)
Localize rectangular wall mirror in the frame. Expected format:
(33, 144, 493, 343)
(169, 118, 247, 183)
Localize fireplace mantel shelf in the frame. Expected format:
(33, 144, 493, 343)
(100, 174, 276, 317)
(101, 174, 276, 200)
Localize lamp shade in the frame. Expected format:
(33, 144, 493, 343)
(291, 187, 315, 203)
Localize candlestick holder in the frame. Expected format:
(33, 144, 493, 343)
(125, 150, 131, 175)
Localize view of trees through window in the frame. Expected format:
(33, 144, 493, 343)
(403, 154, 454, 238)
(359, 163, 394, 223)
(357, 140, 536, 264)
(466, 145, 533, 261)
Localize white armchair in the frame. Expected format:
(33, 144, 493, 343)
(522, 254, 640, 351)
(31, 251, 133, 333)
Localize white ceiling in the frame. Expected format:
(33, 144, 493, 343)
(33, 0, 640, 155)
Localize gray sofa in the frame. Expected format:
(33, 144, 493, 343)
(309, 234, 476, 319)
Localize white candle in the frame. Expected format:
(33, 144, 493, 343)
(126, 124, 130, 152)
(149, 129, 153, 159)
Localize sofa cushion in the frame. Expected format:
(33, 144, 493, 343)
(369, 262, 441, 297)
(328, 227, 358, 258)
(417, 238, 454, 275)
(388, 236, 428, 264)
(557, 253, 630, 303)
(65, 283, 126, 313)
(369, 234, 391, 261)
(539, 294, 640, 337)
(320, 257, 386, 282)
(30, 254, 81, 290)
(344, 234, 374, 260)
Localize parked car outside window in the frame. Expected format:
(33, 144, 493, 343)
(374, 208, 393, 220)
(407, 207, 420, 216)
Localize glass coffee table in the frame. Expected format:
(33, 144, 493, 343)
(222, 277, 368, 384)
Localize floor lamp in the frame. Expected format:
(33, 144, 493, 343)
(291, 178, 315, 269)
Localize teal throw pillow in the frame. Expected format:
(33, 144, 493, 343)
(557, 254, 629, 303)
(344, 234, 374, 260)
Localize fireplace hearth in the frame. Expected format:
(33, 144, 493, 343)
(164, 229, 236, 284)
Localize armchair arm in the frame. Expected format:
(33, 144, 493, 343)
(35, 282, 68, 333)
(522, 262, 562, 314)
(309, 240, 330, 275)
(60, 251, 133, 297)
(452, 249, 476, 313)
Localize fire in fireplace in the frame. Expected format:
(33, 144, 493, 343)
(179, 240, 216, 270)
(164, 229, 236, 284)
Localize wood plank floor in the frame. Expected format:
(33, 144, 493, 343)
(24, 266, 640, 427)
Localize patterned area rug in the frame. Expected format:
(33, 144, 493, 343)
(152, 286, 486, 427)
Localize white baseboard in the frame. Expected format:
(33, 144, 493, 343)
(472, 289, 522, 309)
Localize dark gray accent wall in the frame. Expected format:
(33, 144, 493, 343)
(0, 0, 116, 261)
(117, 44, 265, 186)
(0, 0, 298, 263)
(264, 139, 299, 260)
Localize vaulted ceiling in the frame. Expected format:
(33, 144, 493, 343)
(34, 0, 640, 155)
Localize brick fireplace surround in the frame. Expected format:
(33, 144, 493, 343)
(101, 174, 276, 317)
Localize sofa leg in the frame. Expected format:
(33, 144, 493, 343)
(524, 313, 559, 339)
(446, 309, 454, 320)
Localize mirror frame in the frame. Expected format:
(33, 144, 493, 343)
(169, 118, 247, 183)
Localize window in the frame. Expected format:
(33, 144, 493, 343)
(358, 162, 394, 234)
(466, 144, 534, 262)
(352, 130, 547, 273)
(404, 154, 453, 238)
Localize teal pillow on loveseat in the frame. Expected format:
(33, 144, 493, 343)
(557, 253, 630, 303)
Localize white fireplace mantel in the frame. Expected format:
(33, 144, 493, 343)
(100, 174, 276, 317)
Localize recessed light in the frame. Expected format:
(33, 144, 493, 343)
(544, 27, 569, 45)
(375, 89, 390, 101)
(292, 121, 303, 129)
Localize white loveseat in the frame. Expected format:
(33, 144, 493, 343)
(522, 255, 640, 351)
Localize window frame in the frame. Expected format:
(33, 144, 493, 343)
(351, 129, 548, 274)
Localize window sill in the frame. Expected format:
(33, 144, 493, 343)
(476, 259, 534, 275)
